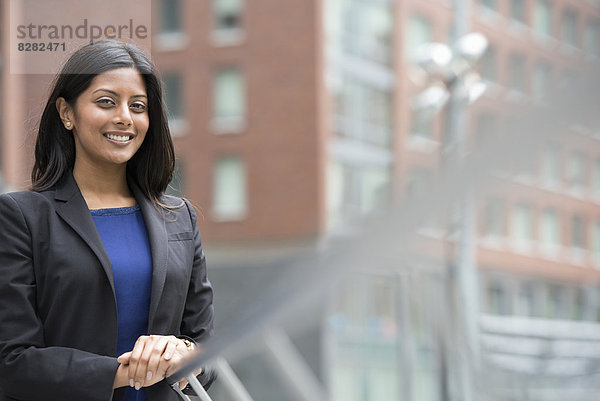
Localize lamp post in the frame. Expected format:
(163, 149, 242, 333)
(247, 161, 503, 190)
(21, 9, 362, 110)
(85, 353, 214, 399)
(413, 31, 488, 401)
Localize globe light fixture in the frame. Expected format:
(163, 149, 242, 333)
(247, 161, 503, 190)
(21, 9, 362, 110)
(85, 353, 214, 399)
(454, 32, 489, 65)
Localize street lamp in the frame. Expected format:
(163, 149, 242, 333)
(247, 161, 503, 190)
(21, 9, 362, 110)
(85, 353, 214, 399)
(455, 33, 488, 64)
(412, 32, 489, 401)
(414, 33, 489, 109)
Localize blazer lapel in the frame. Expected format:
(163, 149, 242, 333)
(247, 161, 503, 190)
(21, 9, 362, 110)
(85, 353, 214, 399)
(53, 172, 169, 331)
(129, 180, 168, 331)
(54, 173, 116, 296)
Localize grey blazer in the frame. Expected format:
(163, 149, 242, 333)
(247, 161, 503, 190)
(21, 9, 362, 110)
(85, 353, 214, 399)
(0, 172, 214, 401)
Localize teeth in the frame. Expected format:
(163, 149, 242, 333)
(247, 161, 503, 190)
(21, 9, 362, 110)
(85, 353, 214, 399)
(106, 134, 131, 142)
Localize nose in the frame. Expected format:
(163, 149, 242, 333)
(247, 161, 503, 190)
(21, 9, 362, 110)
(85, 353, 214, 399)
(113, 102, 133, 127)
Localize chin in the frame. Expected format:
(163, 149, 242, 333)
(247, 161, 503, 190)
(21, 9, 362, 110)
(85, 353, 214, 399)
(106, 156, 136, 166)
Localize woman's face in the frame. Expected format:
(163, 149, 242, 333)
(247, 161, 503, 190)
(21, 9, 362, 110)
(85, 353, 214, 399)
(60, 67, 149, 170)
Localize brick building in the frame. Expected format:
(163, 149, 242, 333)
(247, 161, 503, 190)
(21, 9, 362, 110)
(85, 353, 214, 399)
(1, 0, 600, 400)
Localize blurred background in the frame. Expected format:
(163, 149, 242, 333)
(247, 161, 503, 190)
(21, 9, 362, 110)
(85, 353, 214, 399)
(1, 0, 600, 400)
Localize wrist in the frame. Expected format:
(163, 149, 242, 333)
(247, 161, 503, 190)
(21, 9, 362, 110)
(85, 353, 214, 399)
(179, 337, 195, 352)
(113, 363, 130, 389)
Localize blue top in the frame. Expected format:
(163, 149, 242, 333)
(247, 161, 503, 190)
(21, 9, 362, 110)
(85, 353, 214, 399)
(91, 205, 152, 401)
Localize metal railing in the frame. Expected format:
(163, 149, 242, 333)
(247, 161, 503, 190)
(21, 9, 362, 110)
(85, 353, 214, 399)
(168, 357, 252, 401)
(167, 324, 330, 401)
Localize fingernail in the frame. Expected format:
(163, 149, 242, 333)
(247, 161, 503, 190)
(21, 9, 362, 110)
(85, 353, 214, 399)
(135, 382, 141, 390)
(164, 352, 172, 360)
(129, 379, 134, 387)
(146, 371, 153, 381)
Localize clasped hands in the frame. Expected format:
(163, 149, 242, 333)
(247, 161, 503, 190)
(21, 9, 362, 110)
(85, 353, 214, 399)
(113, 335, 201, 391)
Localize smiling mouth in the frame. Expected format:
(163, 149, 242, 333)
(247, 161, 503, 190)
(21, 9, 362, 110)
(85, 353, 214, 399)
(104, 133, 134, 143)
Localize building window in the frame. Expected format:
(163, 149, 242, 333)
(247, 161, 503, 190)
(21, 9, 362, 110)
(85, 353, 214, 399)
(213, 155, 247, 220)
(329, 274, 403, 401)
(571, 214, 586, 249)
(533, 1, 552, 37)
(213, 67, 245, 132)
(584, 22, 600, 57)
(340, 164, 362, 218)
(518, 282, 536, 316)
(163, 73, 187, 135)
(532, 63, 551, 101)
(540, 145, 561, 187)
(540, 209, 560, 246)
(510, 0, 526, 24)
(161, 0, 181, 33)
(163, 73, 183, 121)
(166, 159, 184, 197)
(330, 161, 392, 224)
(213, 0, 243, 31)
(488, 281, 510, 315)
(481, 0, 496, 11)
(337, 76, 393, 146)
(561, 10, 578, 47)
(335, 164, 392, 220)
(572, 289, 586, 320)
(364, 4, 394, 65)
(361, 167, 391, 215)
(546, 284, 567, 318)
(405, 15, 432, 58)
(512, 203, 533, 244)
(368, 88, 393, 145)
(567, 152, 586, 190)
(508, 53, 526, 92)
(480, 45, 497, 82)
(341, 2, 394, 66)
(483, 197, 505, 237)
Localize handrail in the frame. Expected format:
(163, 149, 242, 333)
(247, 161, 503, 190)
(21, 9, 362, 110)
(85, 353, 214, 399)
(170, 374, 213, 401)
(169, 357, 255, 401)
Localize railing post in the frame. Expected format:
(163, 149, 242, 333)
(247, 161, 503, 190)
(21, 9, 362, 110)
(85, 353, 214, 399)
(214, 357, 255, 401)
(185, 374, 214, 401)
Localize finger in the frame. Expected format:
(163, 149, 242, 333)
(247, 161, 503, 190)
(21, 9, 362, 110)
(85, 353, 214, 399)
(145, 336, 171, 385)
(156, 353, 171, 382)
(163, 338, 178, 361)
(128, 336, 149, 389)
(134, 336, 165, 389)
(117, 351, 132, 365)
(160, 340, 184, 377)
(169, 342, 197, 391)
(161, 340, 190, 385)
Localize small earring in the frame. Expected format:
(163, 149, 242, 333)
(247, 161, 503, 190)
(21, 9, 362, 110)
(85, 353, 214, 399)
(65, 121, 72, 129)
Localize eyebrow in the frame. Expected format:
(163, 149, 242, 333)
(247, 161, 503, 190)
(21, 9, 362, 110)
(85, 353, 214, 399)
(92, 88, 147, 99)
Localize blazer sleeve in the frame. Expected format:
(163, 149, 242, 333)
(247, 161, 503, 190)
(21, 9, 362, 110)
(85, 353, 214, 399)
(178, 199, 217, 390)
(0, 193, 119, 401)
(179, 198, 214, 344)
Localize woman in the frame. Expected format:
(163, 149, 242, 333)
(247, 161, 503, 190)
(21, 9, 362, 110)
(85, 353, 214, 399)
(0, 41, 214, 401)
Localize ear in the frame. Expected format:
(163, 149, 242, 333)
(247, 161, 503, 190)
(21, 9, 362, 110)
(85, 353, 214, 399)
(56, 97, 75, 130)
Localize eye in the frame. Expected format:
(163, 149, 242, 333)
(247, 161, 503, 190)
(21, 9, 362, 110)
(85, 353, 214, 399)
(95, 98, 115, 107)
(130, 102, 147, 113)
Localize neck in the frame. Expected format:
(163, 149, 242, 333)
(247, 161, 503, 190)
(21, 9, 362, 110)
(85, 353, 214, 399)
(73, 161, 136, 209)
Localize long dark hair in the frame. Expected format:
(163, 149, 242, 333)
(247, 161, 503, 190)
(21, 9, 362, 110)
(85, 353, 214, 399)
(31, 40, 176, 209)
